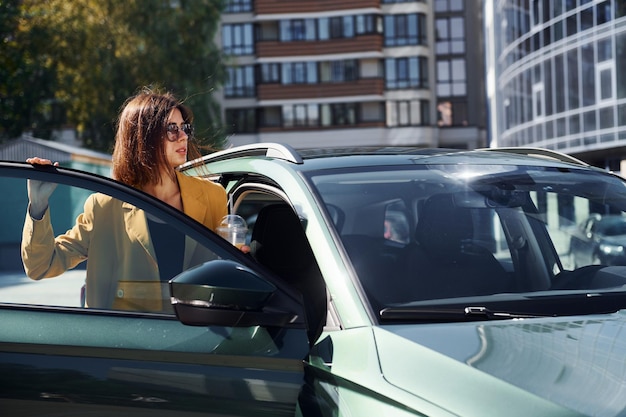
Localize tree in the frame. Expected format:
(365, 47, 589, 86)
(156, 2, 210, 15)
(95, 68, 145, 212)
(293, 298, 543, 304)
(0, 0, 59, 140)
(1, 0, 227, 152)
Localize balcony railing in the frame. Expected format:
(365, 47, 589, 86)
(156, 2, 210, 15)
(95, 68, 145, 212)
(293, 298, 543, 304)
(257, 78, 384, 101)
(256, 34, 383, 58)
(255, 0, 380, 15)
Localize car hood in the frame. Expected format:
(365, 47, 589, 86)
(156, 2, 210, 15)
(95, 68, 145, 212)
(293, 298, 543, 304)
(376, 311, 626, 417)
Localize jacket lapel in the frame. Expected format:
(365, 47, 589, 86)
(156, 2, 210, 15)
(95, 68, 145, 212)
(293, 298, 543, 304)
(176, 171, 209, 224)
(176, 172, 207, 268)
(122, 201, 157, 261)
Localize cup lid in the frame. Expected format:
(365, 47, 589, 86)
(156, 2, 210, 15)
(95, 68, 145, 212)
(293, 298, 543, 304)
(219, 214, 248, 229)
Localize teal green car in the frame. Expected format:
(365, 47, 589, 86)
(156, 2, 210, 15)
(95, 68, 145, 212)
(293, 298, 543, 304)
(2, 144, 626, 416)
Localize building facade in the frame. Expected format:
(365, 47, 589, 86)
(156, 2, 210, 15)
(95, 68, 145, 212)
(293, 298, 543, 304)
(485, 0, 626, 170)
(217, 0, 487, 149)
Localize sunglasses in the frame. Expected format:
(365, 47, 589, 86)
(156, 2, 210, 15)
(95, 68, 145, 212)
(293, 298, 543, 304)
(166, 123, 193, 141)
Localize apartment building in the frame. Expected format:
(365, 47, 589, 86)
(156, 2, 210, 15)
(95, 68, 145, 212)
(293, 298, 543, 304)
(217, 0, 487, 149)
(485, 0, 626, 170)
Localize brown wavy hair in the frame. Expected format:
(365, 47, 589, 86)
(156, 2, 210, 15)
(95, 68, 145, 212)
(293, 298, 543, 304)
(111, 87, 203, 188)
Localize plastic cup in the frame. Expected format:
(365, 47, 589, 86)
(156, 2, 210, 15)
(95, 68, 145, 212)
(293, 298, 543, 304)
(217, 215, 248, 249)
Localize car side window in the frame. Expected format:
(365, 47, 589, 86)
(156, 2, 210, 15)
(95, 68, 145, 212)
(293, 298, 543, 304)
(384, 200, 410, 244)
(0, 177, 220, 313)
(1, 178, 86, 306)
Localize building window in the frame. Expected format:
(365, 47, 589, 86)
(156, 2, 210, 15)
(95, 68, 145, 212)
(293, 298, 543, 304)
(361, 102, 386, 122)
(318, 18, 329, 40)
(356, 15, 381, 35)
(224, 0, 252, 13)
(567, 49, 580, 110)
(434, 0, 463, 12)
(387, 100, 429, 126)
(280, 19, 317, 41)
(329, 17, 343, 38)
(385, 57, 428, 89)
(597, 1, 613, 25)
(384, 13, 426, 47)
(436, 58, 466, 96)
(532, 82, 544, 119)
(436, 17, 465, 55)
(259, 63, 280, 84)
(437, 101, 466, 126)
(282, 62, 318, 84)
(318, 16, 357, 39)
(320, 60, 358, 83)
(340, 16, 354, 38)
(259, 107, 282, 128)
(283, 104, 319, 127)
(222, 24, 254, 55)
(225, 66, 255, 98)
(554, 54, 566, 113)
(597, 37, 614, 102)
(282, 102, 385, 127)
(581, 43, 596, 106)
(321, 103, 357, 126)
(225, 108, 256, 134)
(597, 61, 615, 102)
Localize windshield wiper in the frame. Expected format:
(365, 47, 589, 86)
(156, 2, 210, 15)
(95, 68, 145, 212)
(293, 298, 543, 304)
(380, 306, 548, 322)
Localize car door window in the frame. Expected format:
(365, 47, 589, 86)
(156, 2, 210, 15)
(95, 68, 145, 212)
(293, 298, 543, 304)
(0, 165, 309, 416)
(2, 177, 220, 312)
(0, 178, 89, 307)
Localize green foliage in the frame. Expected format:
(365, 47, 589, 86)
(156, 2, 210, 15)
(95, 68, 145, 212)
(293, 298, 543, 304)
(0, 0, 227, 152)
(0, 0, 59, 140)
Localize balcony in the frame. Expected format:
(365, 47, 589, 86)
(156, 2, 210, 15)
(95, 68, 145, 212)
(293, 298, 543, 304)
(256, 34, 383, 58)
(257, 78, 384, 101)
(255, 0, 380, 15)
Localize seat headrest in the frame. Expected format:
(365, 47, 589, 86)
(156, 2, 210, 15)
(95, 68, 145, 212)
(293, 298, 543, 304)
(250, 204, 313, 275)
(415, 193, 473, 258)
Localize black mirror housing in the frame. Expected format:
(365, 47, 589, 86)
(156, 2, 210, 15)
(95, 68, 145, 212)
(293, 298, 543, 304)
(170, 260, 296, 327)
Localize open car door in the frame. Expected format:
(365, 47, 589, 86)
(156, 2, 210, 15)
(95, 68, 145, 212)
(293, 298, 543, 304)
(0, 162, 310, 416)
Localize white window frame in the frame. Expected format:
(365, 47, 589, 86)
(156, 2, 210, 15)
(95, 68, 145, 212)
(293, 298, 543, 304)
(596, 60, 615, 102)
(533, 82, 545, 120)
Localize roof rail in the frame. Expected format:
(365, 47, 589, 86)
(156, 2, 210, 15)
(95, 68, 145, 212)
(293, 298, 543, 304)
(480, 147, 589, 167)
(181, 142, 303, 170)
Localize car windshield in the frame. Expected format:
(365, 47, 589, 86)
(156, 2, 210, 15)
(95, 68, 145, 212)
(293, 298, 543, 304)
(308, 163, 626, 318)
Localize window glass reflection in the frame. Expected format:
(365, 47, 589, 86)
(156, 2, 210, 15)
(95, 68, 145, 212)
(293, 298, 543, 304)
(3, 178, 220, 313)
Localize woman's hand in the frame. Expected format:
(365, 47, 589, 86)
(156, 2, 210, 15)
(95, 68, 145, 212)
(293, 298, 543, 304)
(26, 157, 59, 220)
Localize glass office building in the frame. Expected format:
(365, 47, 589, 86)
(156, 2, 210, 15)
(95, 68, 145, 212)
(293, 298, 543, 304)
(485, 1, 626, 169)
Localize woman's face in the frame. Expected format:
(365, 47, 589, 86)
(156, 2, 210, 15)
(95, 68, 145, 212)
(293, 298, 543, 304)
(164, 108, 189, 168)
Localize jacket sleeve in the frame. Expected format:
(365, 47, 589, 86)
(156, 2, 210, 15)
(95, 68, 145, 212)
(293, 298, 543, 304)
(21, 196, 95, 280)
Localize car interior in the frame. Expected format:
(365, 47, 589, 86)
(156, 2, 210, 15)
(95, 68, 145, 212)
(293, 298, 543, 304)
(248, 203, 326, 344)
(308, 166, 626, 317)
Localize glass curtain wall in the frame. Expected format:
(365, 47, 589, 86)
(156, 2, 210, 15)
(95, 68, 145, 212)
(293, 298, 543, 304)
(491, 0, 626, 156)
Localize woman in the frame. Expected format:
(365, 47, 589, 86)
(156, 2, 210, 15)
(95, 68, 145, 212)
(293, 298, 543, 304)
(21, 88, 228, 312)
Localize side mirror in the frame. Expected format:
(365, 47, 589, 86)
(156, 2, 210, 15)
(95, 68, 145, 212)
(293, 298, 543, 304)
(169, 260, 297, 327)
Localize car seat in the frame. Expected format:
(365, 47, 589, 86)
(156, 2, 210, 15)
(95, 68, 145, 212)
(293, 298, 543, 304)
(249, 203, 327, 344)
(405, 193, 510, 300)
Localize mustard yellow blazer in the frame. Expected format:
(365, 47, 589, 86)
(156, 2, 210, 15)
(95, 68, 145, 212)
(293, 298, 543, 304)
(21, 171, 227, 313)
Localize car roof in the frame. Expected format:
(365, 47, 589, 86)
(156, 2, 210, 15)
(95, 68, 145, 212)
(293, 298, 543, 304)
(295, 147, 581, 171)
(181, 143, 596, 174)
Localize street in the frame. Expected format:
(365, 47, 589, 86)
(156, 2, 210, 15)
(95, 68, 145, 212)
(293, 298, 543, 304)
(0, 269, 85, 307)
